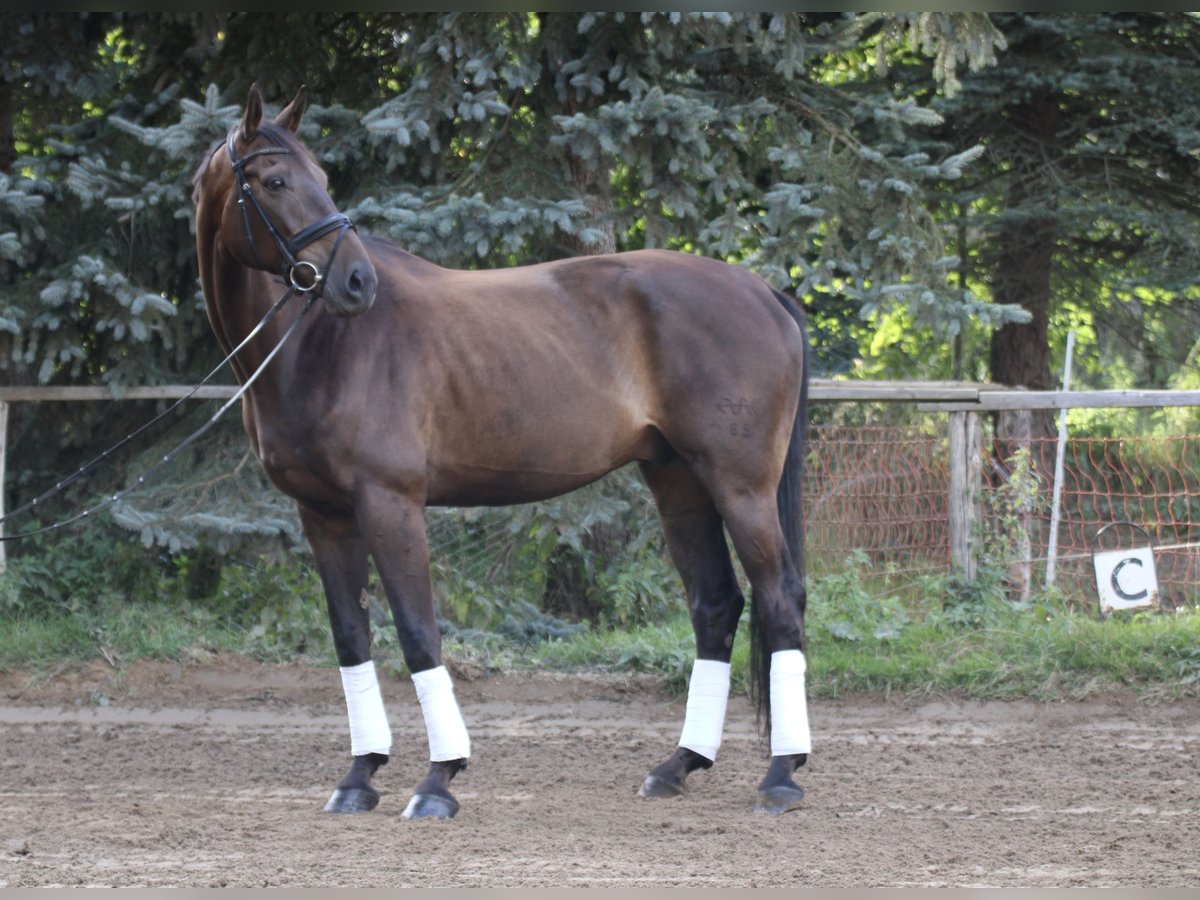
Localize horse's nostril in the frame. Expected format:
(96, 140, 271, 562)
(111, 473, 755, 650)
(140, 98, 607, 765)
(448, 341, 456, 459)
(344, 266, 376, 307)
(347, 267, 371, 300)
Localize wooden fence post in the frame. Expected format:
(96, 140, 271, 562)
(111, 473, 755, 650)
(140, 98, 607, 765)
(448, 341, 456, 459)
(948, 409, 982, 580)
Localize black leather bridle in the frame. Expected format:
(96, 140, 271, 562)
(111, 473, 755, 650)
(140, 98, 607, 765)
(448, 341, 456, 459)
(225, 127, 354, 293)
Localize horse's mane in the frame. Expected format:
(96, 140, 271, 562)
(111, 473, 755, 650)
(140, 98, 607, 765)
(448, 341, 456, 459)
(191, 138, 224, 204)
(191, 121, 318, 205)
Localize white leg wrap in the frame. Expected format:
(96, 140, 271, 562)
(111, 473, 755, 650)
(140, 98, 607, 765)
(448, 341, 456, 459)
(339, 660, 392, 757)
(677, 658, 731, 761)
(770, 649, 812, 756)
(411, 665, 471, 761)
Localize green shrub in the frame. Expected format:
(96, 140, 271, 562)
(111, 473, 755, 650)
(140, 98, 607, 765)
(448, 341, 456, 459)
(808, 549, 912, 643)
(0, 525, 171, 618)
(427, 470, 683, 630)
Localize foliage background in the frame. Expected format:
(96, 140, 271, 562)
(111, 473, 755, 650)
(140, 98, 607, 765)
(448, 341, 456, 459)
(2, 13, 1200, 649)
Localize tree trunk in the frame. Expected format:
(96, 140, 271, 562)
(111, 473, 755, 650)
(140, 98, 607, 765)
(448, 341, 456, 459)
(988, 216, 1054, 393)
(560, 149, 616, 257)
(988, 88, 1062, 441)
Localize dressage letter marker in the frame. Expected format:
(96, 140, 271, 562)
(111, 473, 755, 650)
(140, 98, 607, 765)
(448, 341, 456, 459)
(1093, 545, 1159, 616)
(678, 658, 732, 761)
(340, 660, 392, 757)
(769, 649, 812, 756)
(412, 665, 471, 761)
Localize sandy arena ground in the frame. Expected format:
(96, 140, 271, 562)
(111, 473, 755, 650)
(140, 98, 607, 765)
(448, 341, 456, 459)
(0, 654, 1197, 888)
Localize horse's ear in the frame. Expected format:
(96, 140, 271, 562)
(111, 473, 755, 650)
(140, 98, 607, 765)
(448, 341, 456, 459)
(274, 85, 307, 134)
(241, 83, 264, 142)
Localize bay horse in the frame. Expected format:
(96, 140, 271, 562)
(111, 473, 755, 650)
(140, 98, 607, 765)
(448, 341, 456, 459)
(192, 85, 811, 818)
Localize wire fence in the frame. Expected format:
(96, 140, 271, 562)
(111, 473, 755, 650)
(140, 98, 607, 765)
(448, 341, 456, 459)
(804, 425, 949, 580)
(425, 423, 1200, 620)
(1009, 435, 1200, 611)
(9, 385, 1197, 618)
(803, 426, 1200, 610)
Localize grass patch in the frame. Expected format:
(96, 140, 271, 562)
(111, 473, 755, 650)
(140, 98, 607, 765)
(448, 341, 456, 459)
(799, 557, 1200, 700)
(517, 601, 1200, 702)
(2, 546, 1199, 702)
(0, 613, 96, 668)
(526, 615, 697, 690)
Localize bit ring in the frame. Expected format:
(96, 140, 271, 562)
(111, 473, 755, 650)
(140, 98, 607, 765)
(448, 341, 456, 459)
(288, 260, 322, 292)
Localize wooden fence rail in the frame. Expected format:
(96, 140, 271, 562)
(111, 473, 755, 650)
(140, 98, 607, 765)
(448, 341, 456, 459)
(3, 380, 1200, 577)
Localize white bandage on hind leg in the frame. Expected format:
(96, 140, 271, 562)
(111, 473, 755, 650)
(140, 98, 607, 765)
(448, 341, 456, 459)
(770, 649, 812, 756)
(339, 660, 392, 757)
(677, 658, 732, 761)
(411, 665, 471, 761)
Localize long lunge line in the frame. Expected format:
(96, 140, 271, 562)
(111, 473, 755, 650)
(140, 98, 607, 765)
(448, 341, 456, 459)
(0, 292, 314, 542)
(0, 285, 301, 538)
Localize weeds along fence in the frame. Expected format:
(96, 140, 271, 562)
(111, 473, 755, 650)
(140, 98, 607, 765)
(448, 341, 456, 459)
(3, 383, 1200, 620)
(920, 389, 1200, 613)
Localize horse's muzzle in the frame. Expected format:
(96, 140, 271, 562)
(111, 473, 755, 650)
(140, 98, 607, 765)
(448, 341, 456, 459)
(327, 261, 378, 317)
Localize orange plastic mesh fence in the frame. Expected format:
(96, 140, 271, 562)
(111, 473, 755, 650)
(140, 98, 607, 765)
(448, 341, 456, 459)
(802, 425, 1200, 609)
(804, 425, 949, 580)
(1008, 435, 1200, 610)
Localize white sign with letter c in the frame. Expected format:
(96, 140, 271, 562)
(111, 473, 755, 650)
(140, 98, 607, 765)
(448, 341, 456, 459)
(1092, 545, 1158, 615)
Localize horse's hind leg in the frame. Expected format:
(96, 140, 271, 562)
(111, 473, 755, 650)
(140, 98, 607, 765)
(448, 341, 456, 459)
(715, 489, 810, 814)
(298, 506, 391, 814)
(637, 459, 746, 799)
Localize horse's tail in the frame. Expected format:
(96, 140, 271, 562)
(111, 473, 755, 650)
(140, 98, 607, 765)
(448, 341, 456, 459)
(749, 288, 809, 739)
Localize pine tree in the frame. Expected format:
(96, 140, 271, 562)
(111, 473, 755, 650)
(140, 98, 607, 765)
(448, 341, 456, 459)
(887, 12, 1200, 434)
(2, 12, 1014, 554)
(342, 11, 1019, 347)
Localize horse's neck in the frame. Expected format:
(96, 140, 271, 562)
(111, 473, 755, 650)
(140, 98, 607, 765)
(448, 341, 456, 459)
(202, 243, 296, 388)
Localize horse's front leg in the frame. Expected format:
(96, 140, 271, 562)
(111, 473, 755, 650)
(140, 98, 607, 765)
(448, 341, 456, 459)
(298, 505, 391, 814)
(359, 490, 470, 820)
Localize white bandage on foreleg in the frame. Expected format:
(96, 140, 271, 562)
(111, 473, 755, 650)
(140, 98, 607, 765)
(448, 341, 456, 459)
(770, 649, 812, 756)
(677, 658, 731, 761)
(411, 665, 471, 761)
(339, 660, 392, 757)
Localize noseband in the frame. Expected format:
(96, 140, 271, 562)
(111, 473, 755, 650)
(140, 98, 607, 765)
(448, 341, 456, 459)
(226, 128, 354, 293)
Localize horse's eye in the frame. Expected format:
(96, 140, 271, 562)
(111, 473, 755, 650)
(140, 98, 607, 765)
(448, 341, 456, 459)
(265, 175, 286, 192)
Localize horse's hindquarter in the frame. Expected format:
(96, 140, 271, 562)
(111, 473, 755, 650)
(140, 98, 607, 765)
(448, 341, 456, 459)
(407, 250, 804, 506)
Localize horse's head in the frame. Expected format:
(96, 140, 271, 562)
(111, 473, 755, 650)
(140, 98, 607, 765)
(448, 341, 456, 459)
(194, 85, 377, 317)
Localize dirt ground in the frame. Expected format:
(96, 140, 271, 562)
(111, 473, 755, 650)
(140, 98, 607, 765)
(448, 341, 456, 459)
(0, 653, 1197, 888)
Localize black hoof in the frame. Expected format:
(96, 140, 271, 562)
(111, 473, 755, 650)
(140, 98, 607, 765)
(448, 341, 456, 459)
(401, 792, 459, 820)
(638, 773, 685, 799)
(638, 747, 710, 799)
(324, 785, 380, 813)
(754, 783, 805, 815)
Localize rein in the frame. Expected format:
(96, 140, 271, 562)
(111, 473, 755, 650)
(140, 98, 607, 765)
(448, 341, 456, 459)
(0, 288, 316, 542)
(0, 130, 360, 542)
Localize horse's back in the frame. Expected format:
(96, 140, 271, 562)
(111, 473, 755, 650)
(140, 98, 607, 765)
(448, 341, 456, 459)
(370, 244, 803, 382)
(363, 243, 805, 503)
